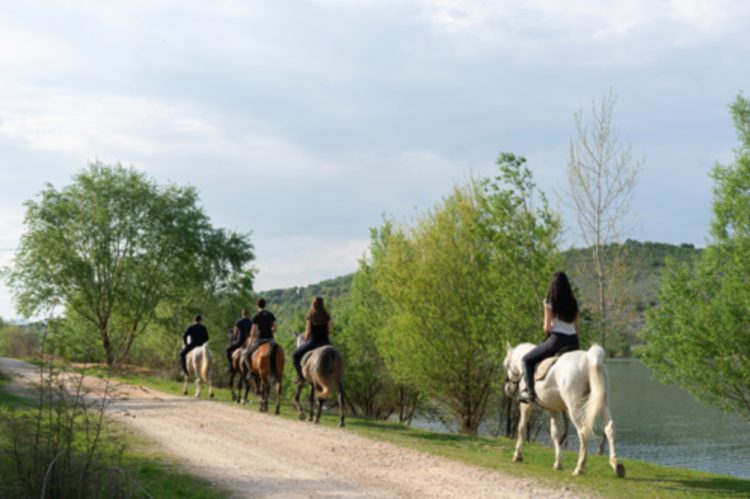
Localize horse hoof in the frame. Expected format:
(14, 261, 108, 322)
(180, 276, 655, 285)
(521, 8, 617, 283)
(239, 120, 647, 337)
(298, 412, 306, 421)
(553, 463, 563, 471)
(572, 468, 584, 476)
(314, 419, 320, 424)
(210, 393, 214, 399)
(616, 463, 625, 478)
(513, 454, 523, 463)
(338, 421, 345, 428)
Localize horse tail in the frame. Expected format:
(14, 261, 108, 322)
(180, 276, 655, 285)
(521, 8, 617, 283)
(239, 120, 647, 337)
(582, 344, 607, 439)
(317, 348, 338, 400)
(269, 342, 278, 385)
(200, 344, 211, 384)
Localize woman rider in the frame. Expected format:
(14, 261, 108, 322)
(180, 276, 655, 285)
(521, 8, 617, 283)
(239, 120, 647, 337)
(519, 271, 580, 404)
(292, 296, 332, 383)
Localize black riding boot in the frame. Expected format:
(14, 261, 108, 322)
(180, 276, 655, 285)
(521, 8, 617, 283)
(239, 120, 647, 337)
(519, 364, 537, 404)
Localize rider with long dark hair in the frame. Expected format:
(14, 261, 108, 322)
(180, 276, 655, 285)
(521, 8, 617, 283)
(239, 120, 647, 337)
(519, 271, 580, 404)
(292, 296, 332, 383)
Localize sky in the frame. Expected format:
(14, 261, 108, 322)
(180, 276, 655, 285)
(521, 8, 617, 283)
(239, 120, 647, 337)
(1, 0, 749, 320)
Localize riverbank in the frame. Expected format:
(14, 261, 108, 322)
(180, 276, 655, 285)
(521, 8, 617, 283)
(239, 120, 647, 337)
(98, 366, 750, 498)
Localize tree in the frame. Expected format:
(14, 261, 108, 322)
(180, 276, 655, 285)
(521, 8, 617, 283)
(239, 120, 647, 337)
(565, 90, 642, 353)
(336, 223, 419, 422)
(641, 94, 750, 422)
(370, 156, 560, 434)
(5, 162, 254, 367)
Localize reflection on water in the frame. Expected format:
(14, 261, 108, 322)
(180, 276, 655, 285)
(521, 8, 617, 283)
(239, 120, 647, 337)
(606, 358, 749, 479)
(410, 359, 750, 478)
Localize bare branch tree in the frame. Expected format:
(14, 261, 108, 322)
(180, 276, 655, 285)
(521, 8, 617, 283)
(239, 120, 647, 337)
(565, 90, 643, 352)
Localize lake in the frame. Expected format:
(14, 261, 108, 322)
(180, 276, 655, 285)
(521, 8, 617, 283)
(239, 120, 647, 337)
(411, 358, 750, 479)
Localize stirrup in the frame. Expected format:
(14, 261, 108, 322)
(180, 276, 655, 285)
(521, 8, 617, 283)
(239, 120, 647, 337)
(519, 389, 537, 404)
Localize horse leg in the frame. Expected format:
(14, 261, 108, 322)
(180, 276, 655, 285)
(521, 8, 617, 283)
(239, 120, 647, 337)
(337, 381, 345, 427)
(194, 376, 201, 398)
(549, 411, 563, 470)
(601, 406, 625, 477)
(229, 371, 237, 401)
(293, 381, 306, 420)
(242, 373, 251, 404)
(308, 383, 315, 422)
(208, 367, 214, 399)
(261, 379, 268, 412)
(182, 372, 189, 396)
(513, 402, 534, 462)
(274, 378, 282, 415)
(315, 397, 324, 424)
(570, 417, 589, 476)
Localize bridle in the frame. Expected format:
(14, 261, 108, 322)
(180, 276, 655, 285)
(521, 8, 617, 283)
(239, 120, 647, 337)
(504, 370, 521, 395)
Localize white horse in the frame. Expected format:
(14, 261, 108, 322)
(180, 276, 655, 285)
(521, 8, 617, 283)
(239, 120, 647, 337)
(183, 343, 215, 399)
(503, 342, 624, 477)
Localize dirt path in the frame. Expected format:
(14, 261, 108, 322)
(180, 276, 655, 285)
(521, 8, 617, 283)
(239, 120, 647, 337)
(1, 357, 586, 498)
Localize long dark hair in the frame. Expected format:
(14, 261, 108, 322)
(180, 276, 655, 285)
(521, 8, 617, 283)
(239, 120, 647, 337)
(546, 271, 578, 323)
(306, 296, 330, 325)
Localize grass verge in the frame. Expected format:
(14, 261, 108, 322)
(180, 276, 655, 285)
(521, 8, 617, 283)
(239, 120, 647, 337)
(0, 370, 229, 499)
(92, 367, 750, 499)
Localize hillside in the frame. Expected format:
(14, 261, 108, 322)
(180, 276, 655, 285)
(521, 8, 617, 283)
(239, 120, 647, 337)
(259, 240, 701, 350)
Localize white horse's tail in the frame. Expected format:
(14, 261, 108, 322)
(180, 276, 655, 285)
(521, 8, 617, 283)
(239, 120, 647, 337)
(200, 344, 211, 383)
(582, 344, 607, 439)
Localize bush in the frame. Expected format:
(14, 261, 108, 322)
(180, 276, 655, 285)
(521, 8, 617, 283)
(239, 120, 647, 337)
(0, 325, 42, 358)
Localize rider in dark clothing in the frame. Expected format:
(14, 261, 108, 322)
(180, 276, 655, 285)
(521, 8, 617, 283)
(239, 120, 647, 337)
(180, 315, 209, 375)
(245, 298, 277, 363)
(519, 271, 580, 404)
(293, 296, 331, 383)
(225, 308, 253, 372)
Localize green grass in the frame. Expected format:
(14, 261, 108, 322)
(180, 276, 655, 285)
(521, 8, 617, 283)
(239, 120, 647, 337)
(88, 366, 750, 499)
(0, 371, 229, 499)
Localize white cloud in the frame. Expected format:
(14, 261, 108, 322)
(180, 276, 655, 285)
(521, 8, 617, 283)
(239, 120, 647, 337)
(253, 236, 369, 291)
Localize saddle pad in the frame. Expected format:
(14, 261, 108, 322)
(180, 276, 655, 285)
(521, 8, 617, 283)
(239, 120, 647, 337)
(535, 356, 559, 381)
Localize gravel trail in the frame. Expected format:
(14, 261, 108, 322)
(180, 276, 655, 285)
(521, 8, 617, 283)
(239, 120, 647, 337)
(0, 357, 586, 498)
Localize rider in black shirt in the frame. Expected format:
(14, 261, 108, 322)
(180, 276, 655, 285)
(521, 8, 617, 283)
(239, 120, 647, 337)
(246, 298, 277, 362)
(180, 315, 209, 375)
(225, 307, 252, 372)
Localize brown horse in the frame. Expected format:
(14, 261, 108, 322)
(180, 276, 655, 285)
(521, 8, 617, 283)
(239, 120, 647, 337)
(228, 346, 252, 404)
(243, 341, 285, 414)
(293, 334, 345, 426)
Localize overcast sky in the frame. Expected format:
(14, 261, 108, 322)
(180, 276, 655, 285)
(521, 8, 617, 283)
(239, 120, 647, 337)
(1, 1, 749, 320)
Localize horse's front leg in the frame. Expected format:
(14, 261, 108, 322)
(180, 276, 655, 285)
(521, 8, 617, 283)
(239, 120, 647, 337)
(601, 406, 625, 477)
(194, 377, 202, 398)
(514, 402, 534, 462)
(307, 384, 315, 422)
(549, 411, 563, 470)
(182, 373, 189, 396)
(293, 381, 305, 420)
(315, 397, 324, 423)
(274, 379, 282, 415)
(229, 371, 237, 401)
(337, 382, 345, 427)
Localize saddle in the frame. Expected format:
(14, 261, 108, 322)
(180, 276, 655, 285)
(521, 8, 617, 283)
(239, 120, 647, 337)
(534, 356, 559, 381)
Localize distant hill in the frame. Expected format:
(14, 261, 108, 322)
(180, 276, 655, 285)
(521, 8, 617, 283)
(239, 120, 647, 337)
(259, 274, 354, 338)
(260, 240, 701, 348)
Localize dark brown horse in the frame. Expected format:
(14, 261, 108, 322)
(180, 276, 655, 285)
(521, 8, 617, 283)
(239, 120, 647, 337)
(293, 334, 345, 426)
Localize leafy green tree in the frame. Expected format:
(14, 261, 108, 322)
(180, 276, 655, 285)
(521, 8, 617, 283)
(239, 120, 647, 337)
(641, 95, 750, 421)
(370, 156, 560, 434)
(337, 224, 419, 422)
(5, 162, 254, 367)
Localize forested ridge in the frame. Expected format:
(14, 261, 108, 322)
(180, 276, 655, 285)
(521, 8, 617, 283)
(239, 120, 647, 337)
(261, 239, 700, 354)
